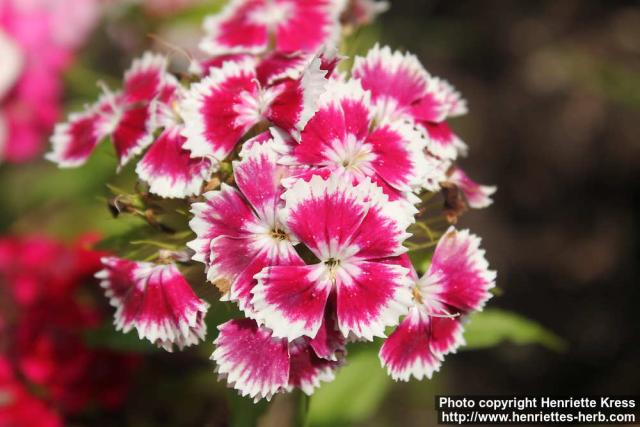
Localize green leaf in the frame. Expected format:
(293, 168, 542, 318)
(463, 309, 566, 352)
(308, 349, 391, 427)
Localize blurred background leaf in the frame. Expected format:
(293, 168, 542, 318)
(308, 349, 391, 427)
(463, 309, 566, 352)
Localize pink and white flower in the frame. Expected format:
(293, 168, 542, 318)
(180, 55, 327, 166)
(352, 44, 468, 161)
(447, 167, 496, 209)
(212, 318, 341, 401)
(199, 0, 346, 57)
(188, 132, 301, 312)
(96, 257, 209, 352)
(49, 52, 213, 198)
(379, 228, 495, 381)
(279, 78, 439, 197)
(48, 53, 172, 168)
(251, 173, 414, 342)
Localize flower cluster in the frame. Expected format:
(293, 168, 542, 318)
(0, 235, 140, 425)
(49, 0, 496, 402)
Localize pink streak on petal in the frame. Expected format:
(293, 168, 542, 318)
(265, 57, 327, 138)
(96, 257, 138, 307)
(133, 263, 209, 351)
(409, 92, 446, 123)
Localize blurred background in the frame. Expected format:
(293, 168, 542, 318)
(378, 1, 640, 426)
(0, 0, 638, 426)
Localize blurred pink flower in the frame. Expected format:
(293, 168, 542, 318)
(0, 234, 142, 419)
(0, 0, 100, 163)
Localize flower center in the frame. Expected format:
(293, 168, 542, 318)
(324, 134, 376, 177)
(270, 228, 288, 241)
(233, 84, 282, 127)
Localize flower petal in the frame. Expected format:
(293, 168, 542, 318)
(420, 227, 496, 313)
(200, 0, 270, 56)
(46, 108, 105, 167)
(133, 263, 209, 351)
(123, 52, 168, 103)
(287, 339, 340, 395)
(274, 0, 345, 54)
(308, 296, 345, 360)
(352, 44, 430, 121)
(422, 121, 467, 161)
(96, 259, 209, 351)
(345, 181, 414, 260)
(233, 140, 287, 224)
(188, 184, 257, 265)
(281, 173, 371, 260)
(95, 256, 140, 309)
(212, 319, 290, 402)
(336, 260, 412, 340)
(366, 121, 428, 192)
(256, 51, 310, 86)
(136, 126, 211, 198)
(181, 58, 259, 163)
(210, 233, 301, 312)
(252, 264, 332, 341)
(265, 57, 328, 140)
(447, 167, 496, 209)
(111, 103, 156, 167)
(379, 307, 442, 381)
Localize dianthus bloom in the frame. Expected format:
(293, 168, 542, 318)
(0, 0, 100, 162)
(0, 235, 141, 421)
(49, 0, 496, 402)
(97, 257, 209, 351)
(380, 228, 495, 380)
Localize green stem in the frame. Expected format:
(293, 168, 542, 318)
(405, 241, 439, 251)
(293, 391, 310, 427)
